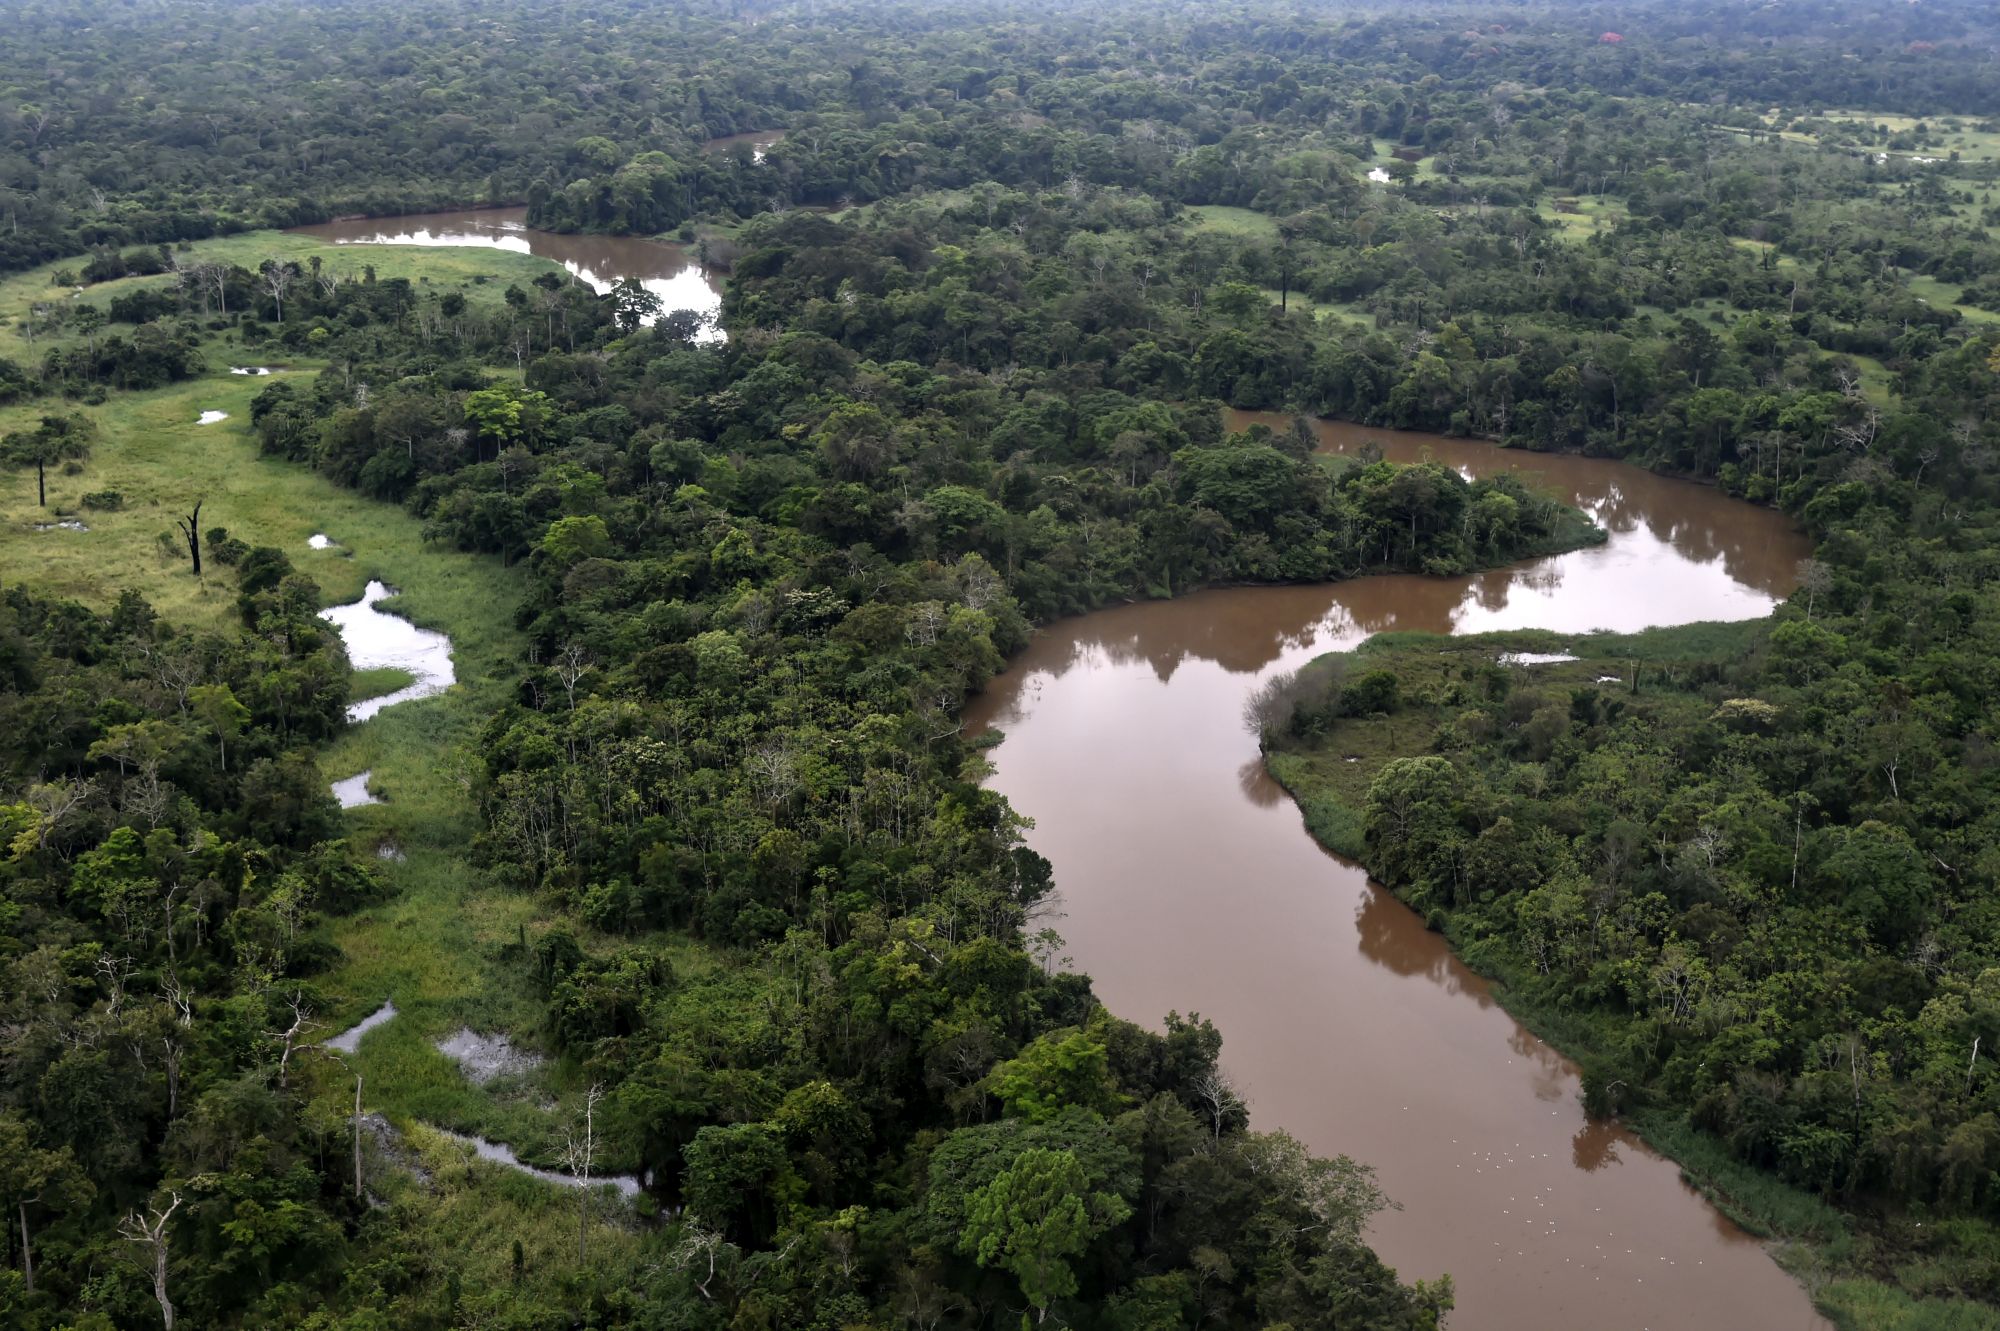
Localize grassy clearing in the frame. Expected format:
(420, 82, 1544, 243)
(1187, 204, 1281, 239)
(1721, 110, 2000, 168)
(0, 229, 705, 1246)
(294, 1050, 657, 1306)
(1733, 237, 1804, 272)
(1851, 354, 1899, 405)
(0, 344, 631, 1188)
(1906, 274, 2000, 327)
(1261, 287, 1374, 327)
(1369, 138, 1443, 181)
(0, 228, 570, 363)
(352, 665, 419, 703)
(0, 372, 519, 635)
(1538, 194, 1628, 241)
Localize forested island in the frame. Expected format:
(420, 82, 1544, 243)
(0, 1, 1998, 1328)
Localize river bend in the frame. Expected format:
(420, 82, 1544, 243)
(963, 415, 1826, 1331)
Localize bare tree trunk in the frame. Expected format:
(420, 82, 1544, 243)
(175, 501, 203, 577)
(354, 1075, 365, 1198)
(18, 1200, 33, 1294)
(564, 1084, 603, 1264)
(119, 1192, 180, 1331)
(152, 1236, 173, 1330)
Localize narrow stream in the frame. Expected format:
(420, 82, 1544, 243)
(963, 416, 1830, 1331)
(435, 1130, 647, 1198)
(320, 580, 455, 724)
(315, 568, 627, 1197)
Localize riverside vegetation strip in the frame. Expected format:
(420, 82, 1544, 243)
(1262, 623, 2000, 1331)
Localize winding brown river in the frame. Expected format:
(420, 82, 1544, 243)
(963, 412, 1827, 1330)
(278, 210, 1827, 1324)
(291, 208, 725, 340)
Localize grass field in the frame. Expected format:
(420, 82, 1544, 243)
(1716, 110, 2000, 168)
(1260, 286, 1375, 327)
(1370, 138, 1444, 181)
(0, 293, 664, 1255)
(0, 228, 571, 364)
(352, 665, 419, 703)
(1538, 194, 1629, 241)
(1907, 274, 2000, 326)
(1187, 204, 1282, 238)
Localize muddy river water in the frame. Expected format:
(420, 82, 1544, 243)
(292, 207, 725, 340)
(963, 413, 1826, 1330)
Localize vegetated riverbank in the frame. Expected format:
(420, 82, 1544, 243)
(1261, 625, 2000, 1331)
(963, 445, 1825, 1331)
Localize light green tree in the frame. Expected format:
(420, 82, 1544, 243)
(190, 684, 250, 772)
(986, 1031, 1120, 1121)
(961, 1147, 1131, 1325)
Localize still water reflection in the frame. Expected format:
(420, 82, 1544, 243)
(291, 207, 725, 342)
(963, 417, 1826, 1330)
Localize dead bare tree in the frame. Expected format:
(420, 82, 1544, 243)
(119, 1191, 182, 1330)
(671, 1226, 731, 1301)
(353, 1075, 366, 1198)
(1192, 1067, 1240, 1141)
(273, 992, 317, 1088)
(160, 1033, 185, 1118)
(175, 501, 203, 577)
(201, 263, 229, 318)
(96, 953, 133, 1015)
(554, 641, 591, 711)
(24, 778, 93, 854)
(562, 1083, 605, 1262)
(1797, 558, 1833, 620)
(261, 261, 296, 323)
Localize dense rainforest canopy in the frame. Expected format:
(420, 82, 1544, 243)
(2, 0, 2000, 1328)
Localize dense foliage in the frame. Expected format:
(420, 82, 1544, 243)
(0, 556, 369, 1321)
(3, 0, 1996, 270)
(7, 0, 2000, 1325)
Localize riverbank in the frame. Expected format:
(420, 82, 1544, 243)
(1261, 624, 1999, 1331)
(963, 424, 1831, 1330)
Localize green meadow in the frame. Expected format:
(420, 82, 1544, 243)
(0, 226, 570, 363)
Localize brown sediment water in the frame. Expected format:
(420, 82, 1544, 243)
(290, 208, 724, 339)
(962, 412, 1826, 1331)
(702, 129, 786, 163)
